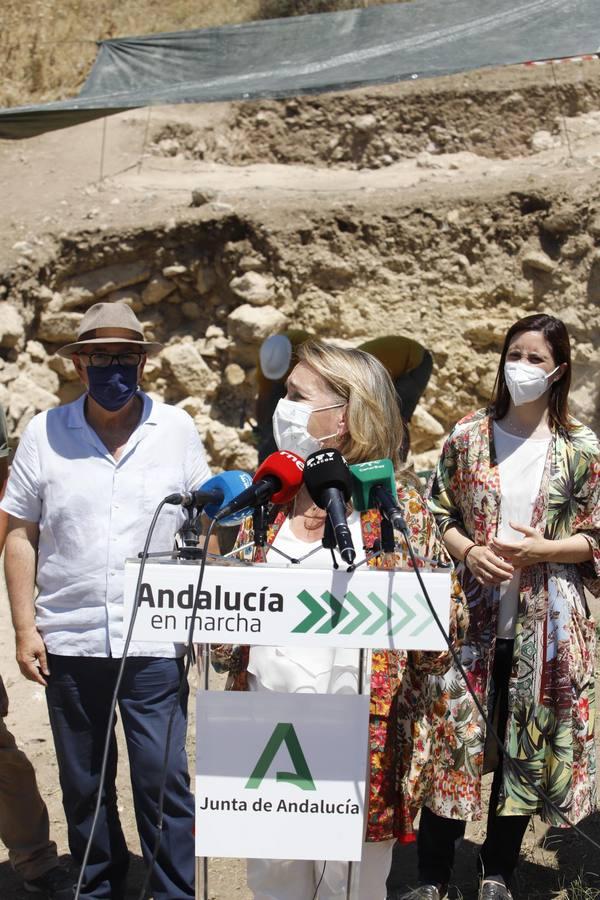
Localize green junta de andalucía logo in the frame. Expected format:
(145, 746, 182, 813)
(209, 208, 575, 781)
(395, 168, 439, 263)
(246, 723, 316, 791)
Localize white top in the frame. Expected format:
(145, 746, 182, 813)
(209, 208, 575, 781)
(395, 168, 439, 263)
(247, 511, 365, 693)
(1, 393, 211, 658)
(493, 421, 550, 639)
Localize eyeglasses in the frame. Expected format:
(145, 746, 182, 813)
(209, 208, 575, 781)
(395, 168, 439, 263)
(78, 352, 145, 368)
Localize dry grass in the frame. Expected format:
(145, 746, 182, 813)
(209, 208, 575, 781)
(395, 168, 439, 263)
(0, 0, 407, 107)
(551, 876, 600, 900)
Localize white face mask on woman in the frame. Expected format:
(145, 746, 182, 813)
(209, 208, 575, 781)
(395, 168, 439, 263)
(272, 397, 345, 459)
(504, 362, 559, 407)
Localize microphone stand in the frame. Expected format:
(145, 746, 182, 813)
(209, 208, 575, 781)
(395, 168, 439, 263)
(380, 517, 395, 554)
(322, 515, 340, 569)
(177, 507, 205, 560)
(252, 503, 269, 551)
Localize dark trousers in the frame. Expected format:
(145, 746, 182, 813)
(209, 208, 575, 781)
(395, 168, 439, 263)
(418, 639, 530, 888)
(46, 655, 194, 899)
(394, 349, 434, 423)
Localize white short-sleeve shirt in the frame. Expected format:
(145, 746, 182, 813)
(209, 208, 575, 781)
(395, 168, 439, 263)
(1, 392, 211, 658)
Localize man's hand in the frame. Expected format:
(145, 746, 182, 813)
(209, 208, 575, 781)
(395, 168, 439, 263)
(490, 523, 549, 568)
(15, 627, 49, 686)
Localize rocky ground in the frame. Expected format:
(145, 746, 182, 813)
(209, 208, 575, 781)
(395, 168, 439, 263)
(0, 58, 600, 898)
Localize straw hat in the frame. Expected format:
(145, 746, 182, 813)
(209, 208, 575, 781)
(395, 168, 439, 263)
(57, 302, 162, 358)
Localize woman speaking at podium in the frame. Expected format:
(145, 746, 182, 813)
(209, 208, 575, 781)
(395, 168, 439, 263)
(213, 340, 466, 900)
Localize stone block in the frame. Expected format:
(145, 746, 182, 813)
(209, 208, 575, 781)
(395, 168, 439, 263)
(37, 311, 82, 345)
(229, 272, 274, 307)
(227, 304, 288, 344)
(48, 354, 80, 382)
(196, 266, 217, 295)
(62, 261, 151, 304)
(8, 375, 59, 433)
(0, 304, 24, 348)
(161, 343, 220, 399)
(521, 250, 556, 273)
(142, 276, 176, 305)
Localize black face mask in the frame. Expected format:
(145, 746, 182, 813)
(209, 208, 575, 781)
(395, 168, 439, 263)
(87, 364, 138, 411)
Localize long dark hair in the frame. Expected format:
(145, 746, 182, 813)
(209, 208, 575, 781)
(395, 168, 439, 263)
(489, 313, 572, 431)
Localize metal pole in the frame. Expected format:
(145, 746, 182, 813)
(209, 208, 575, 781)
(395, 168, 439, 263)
(203, 644, 209, 900)
(138, 106, 152, 174)
(346, 647, 367, 899)
(99, 116, 107, 182)
(195, 645, 211, 900)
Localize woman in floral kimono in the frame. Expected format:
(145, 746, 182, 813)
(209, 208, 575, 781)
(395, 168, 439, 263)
(412, 314, 599, 900)
(212, 340, 466, 900)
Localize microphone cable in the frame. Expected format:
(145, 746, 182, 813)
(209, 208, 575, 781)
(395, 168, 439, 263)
(312, 861, 327, 900)
(397, 524, 600, 855)
(73, 497, 171, 900)
(136, 514, 219, 900)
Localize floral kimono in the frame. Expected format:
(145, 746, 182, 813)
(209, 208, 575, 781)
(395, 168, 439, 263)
(212, 485, 467, 842)
(425, 408, 600, 826)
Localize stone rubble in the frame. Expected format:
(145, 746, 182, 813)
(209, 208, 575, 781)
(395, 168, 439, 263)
(1, 186, 598, 474)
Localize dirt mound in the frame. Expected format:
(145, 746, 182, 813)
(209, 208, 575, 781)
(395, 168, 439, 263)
(151, 60, 600, 168)
(2, 180, 599, 473)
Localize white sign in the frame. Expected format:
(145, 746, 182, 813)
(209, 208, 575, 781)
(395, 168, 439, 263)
(123, 560, 450, 649)
(195, 691, 370, 861)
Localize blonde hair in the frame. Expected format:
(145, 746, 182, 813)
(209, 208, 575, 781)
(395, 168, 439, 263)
(296, 340, 406, 467)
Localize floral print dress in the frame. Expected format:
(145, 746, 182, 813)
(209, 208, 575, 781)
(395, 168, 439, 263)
(425, 409, 600, 826)
(211, 485, 467, 842)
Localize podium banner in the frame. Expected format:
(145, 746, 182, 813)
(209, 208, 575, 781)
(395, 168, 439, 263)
(195, 690, 369, 861)
(124, 559, 450, 649)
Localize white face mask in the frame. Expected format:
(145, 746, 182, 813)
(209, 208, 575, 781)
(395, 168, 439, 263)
(272, 397, 345, 459)
(504, 362, 559, 407)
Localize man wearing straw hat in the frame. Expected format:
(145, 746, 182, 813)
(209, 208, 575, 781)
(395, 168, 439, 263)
(2, 301, 210, 899)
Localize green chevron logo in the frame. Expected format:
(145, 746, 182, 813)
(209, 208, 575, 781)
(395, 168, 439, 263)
(292, 589, 433, 636)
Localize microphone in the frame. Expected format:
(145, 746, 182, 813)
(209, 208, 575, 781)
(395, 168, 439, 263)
(165, 471, 254, 527)
(350, 458, 408, 534)
(214, 450, 305, 522)
(165, 487, 224, 509)
(303, 449, 356, 565)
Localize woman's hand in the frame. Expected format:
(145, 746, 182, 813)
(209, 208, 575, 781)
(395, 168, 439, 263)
(490, 522, 550, 568)
(464, 544, 514, 585)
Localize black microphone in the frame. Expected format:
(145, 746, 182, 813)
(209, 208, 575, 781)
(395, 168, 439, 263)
(304, 449, 356, 565)
(164, 487, 224, 508)
(370, 485, 409, 535)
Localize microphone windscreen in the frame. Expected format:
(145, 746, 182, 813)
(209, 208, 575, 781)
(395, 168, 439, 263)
(202, 471, 254, 526)
(254, 450, 305, 504)
(349, 459, 397, 512)
(304, 449, 353, 508)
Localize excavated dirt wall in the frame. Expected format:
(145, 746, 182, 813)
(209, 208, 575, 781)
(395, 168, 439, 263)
(152, 61, 600, 168)
(1, 184, 599, 472)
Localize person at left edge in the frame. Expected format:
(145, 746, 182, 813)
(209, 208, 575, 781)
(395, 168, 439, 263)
(1, 301, 211, 900)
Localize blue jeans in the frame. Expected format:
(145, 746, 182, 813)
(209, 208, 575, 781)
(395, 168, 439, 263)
(46, 654, 194, 899)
